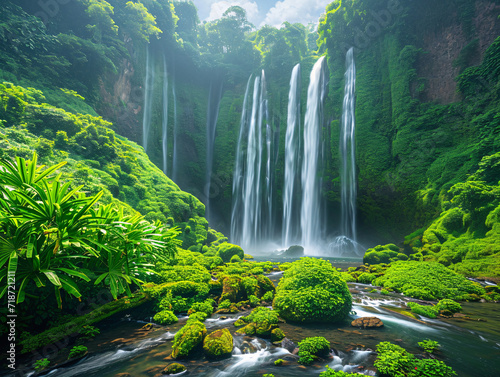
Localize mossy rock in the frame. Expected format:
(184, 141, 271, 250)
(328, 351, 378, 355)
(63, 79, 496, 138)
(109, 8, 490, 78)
(162, 363, 186, 375)
(271, 328, 286, 342)
(363, 244, 406, 264)
(273, 258, 352, 323)
(171, 320, 207, 359)
(219, 276, 244, 303)
(202, 329, 233, 359)
(217, 242, 244, 263)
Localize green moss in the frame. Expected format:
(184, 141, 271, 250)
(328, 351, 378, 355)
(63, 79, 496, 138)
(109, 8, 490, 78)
(217, 242, 244, 263)
(153, 310, 178, 325)
(374, 261, 485, 300)
(203, 329, 233, 359)
(297, 337, 330, 365)
(171, 319, 207, 359)
(273, 258, 352, 323)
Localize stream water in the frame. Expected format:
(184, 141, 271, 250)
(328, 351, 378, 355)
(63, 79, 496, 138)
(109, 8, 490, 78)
(15, 264, 500, 377)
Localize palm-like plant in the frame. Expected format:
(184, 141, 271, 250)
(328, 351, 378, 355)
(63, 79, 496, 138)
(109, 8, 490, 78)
(0, 154, 180, 307)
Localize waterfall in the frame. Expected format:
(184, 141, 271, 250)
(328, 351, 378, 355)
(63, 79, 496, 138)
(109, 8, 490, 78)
(204, 79, 223, 223)
(301, 56, 327, 251)
(329, 47, 363, 257)
(340, 47, 357, 242)
(172, 73, 178, 182)
(162, 55, 168, 175)
(238, 71, 268, 251)
(282, 63, 301, 248)
(142, 46, 155, 153)
(231, 75, 252, 244)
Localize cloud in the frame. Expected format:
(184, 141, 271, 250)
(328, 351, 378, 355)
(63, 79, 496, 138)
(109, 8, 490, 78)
(261, 0, 330, 27)
(206, 1, 260, 25)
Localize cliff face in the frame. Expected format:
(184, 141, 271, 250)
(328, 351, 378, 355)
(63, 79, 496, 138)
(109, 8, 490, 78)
(416, 1, 500, 104)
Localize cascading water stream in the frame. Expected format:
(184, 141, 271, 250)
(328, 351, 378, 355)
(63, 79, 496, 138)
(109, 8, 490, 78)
(161, 55, 168, 175)
(241, 76, 261, 250)
(239, 71, 269, 251)
(231, 76, 252, 244)
(205, 79, 223, 223)
(171, 73, 178, 182)
(341, 47, 357, 241)
(142, 46, 155, 153)
(282, 63, 301, 248)
(329, 47, 363, 257)
(301, 56, 327, 252)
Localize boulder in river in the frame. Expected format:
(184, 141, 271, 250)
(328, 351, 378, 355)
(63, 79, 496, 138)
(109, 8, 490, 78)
(351, 317, 384, 329)
(162, 363, 186, 375)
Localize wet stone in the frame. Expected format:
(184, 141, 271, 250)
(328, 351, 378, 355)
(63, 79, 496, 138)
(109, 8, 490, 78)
(351, 317, 384, 329)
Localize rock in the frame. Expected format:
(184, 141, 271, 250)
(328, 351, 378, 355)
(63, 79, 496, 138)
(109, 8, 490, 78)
(114, 374, 132, 377)
(284, 245, 304, 257)
(280, 337, 297, 353)
(240, 341, 257, 353)
(351, 317, 384, 329)
(203, 329, 233, 359)
(271, 328, 286, 342)
(171, 320, 207, 359)
(140, 323, 153, 331)
(162, 363, 186, 375)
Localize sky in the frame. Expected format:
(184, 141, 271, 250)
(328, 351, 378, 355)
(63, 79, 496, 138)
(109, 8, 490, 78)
(189, 0, 332, 28)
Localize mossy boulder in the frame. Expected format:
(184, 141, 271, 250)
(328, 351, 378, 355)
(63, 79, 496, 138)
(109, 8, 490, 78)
(219, 276, 244, 303)
(162, 363, 186, 375)
(271, 328, 286, 342)
(171, 320, 207, 359)
(217, 242, 244, 263)
(235, 307, 279, 337)
(273, 258, 352, 323)
(203, 329, 233, 359)
(297, 336, 331, 365)
(363, 244, 406, 264)
(373, 261, 485, 300)
(153, 310, 178, 325)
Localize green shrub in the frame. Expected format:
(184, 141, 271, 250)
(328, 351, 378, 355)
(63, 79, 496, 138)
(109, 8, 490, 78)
(33, 358, 50, 371)
(78, 325, 99, 339)
(188, 311, 208, 322)
(381, 289, 390, 295)
(418, 339, 440, 354)
(319, 367, 363, 377)
(374, 342, 416, 377)
(218, 299, 232, 309)
(435, 299, 462, 314)
(262, 291, 274, 301)
(188, 299, 214, 316)
(273, 258, 352, 323)
(363, 244, 405, 264)
(218, 242, 244, 262)
(373, 261, 485, 300)
(298, 336, 330, 365)
(153, 310, 178, 325)
(358, 272, 377, 284)
(412, 358, 457, 376)
(68, 345, 87, 359)
(407, 302, 439, 319)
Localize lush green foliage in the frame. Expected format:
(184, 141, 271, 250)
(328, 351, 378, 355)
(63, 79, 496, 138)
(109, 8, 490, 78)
(235, 307, 280, 337)
(407, 302, 439, 319)
(364, 244, 408, 265)
(203, 328, 233, 359)
(319, 367, 363, 377)
(375, 341, 456, 377)
(171, 319, 207, 359)
(273, 258, 352, 323)
(418, 339, 440, 354)
(0, 154, 180, 310)
(373, 261, 485, 300)
(297, 336, 330, 365)
(153, 310, 178, 325)
(33, 358, 50, 371)
(217, 242, 244, 262)
(68, 345, 87, 359)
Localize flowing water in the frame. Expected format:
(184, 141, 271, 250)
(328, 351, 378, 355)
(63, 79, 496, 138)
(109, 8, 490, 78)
(282, 63, 302, 248)
(142, 46, 155, 153)
(20, 282, 499, 377)
(171, 72, 178, 181)
(204, 79, 223, 223)
(301, 56, 327, 252)
(162, 54, 169, 175)
(231, 76, 252, 244)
